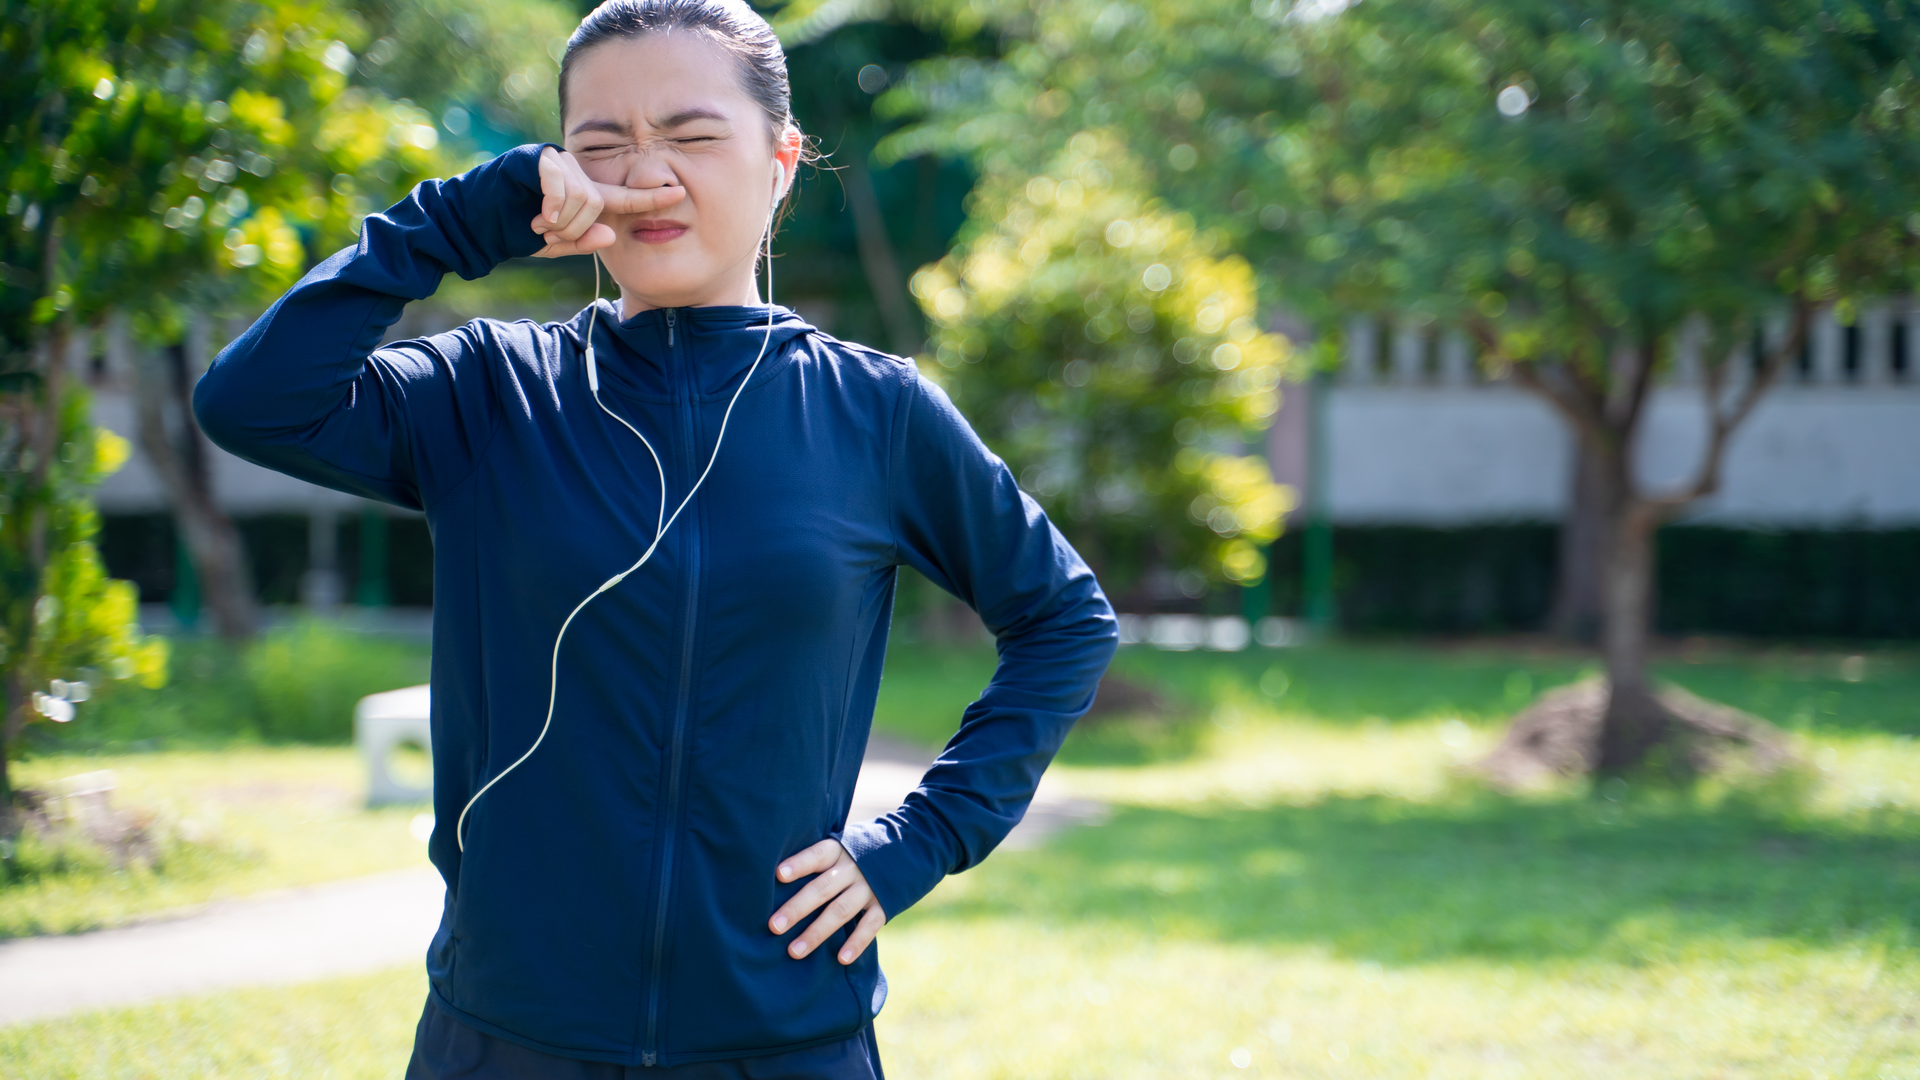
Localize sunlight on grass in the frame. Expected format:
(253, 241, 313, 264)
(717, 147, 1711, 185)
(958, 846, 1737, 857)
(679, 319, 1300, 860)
(873, 921, 1918, 1079)
(2, 749, 427, 938)
(0, 968, 426, 1080)
(4, 642, 1916, 1078)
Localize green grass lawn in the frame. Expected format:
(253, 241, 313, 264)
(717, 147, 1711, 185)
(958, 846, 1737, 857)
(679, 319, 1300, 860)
(4, 640, 1917, 1077)
(1, 749, 428, 938)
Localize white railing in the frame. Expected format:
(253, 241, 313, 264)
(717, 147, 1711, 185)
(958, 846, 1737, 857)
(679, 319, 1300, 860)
(1338, 300, 1918, 389)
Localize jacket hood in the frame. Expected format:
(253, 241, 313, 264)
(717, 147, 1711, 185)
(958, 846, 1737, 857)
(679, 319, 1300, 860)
(574, 299, 816, 402)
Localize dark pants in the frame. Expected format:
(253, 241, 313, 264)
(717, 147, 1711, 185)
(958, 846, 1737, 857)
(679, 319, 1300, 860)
(405, 996, 885, 1080)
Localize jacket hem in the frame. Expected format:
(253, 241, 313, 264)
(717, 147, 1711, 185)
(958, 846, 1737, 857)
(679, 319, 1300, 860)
(426, 983, 875, 1068)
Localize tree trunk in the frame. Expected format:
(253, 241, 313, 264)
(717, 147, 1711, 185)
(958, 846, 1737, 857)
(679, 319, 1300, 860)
(4, 317, 67, 827)
(1596, 494, 1669, 773)
(841, 155, 923, 358)
(1, 673, 23, 836)
(1548, 439, 1604, 641)
(131, 334, 256, 639)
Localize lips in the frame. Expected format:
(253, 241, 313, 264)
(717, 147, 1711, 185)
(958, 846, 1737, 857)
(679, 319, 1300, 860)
(631, 220, 689, 244)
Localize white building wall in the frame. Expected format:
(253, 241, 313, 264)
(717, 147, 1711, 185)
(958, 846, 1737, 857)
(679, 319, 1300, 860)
(1313, 300, 1920, 527)
(1322, 385, 1920, 526)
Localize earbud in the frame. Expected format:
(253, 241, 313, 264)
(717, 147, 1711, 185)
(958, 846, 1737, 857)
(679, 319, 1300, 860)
(772, 161, 786, 207)
(584, 254, 601, 392)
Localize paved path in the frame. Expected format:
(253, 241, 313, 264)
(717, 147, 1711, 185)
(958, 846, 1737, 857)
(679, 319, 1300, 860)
(0, 737, 1102, 1025)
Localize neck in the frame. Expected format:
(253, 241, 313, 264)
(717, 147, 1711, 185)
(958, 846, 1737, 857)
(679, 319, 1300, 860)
(616, 265, 763, 320)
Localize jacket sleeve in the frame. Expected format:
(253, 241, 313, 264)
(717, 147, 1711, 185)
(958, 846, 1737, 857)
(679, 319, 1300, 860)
(192, 144, 553, 511)
(839, 372, 1119, 918)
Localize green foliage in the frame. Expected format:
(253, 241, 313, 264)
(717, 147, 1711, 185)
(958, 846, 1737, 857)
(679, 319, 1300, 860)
(1, 0, 463, 345)
(243, 621, 427, 742)
(349, 0, 577, 146)
(1, 386, 166, 759)
(1241, 0, 1920, 361)
(889, 0, 1920, 345)
(907, 130, 1295, 589)
(58, 620, 430, 748)
(0, 0, 552, 767)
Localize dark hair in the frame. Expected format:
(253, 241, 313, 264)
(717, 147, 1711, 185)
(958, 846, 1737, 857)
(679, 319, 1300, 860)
(559, 0, 797, 143)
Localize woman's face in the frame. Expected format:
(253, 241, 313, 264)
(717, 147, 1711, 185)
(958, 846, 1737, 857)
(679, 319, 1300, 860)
(562, 32, 799, 312)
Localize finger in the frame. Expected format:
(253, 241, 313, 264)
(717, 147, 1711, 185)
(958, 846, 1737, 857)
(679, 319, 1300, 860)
(553, 174, 593, 242)
(769, 854, 854, 934)
(529, 224, 616, 259)
(776, 840, 842, 885)
(558, 196, 603, 243)
(837, 902, 886, 965)
(575, 222, 616, 253)
(558, 160, 608, 241)
(598, 183, 687, 216)
(790, 882, 873, 959)
(538, 148, 569, 226)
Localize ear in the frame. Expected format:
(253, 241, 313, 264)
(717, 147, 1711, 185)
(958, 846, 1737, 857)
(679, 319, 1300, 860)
(772, 125, 803, 204)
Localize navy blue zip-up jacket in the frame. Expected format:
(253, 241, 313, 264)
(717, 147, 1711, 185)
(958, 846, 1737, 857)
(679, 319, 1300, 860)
(193, 145, 1117, 1066)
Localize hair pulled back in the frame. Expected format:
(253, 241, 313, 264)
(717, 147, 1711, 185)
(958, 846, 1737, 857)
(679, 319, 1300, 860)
(559, 0, 798, 144)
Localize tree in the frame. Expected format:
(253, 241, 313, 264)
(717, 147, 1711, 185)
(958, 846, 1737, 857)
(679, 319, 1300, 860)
(767, 0, 983, 358)
(3, 0, 484, 643)
(1, 0, 459, 807)
(348, 0, 576, 150)
(1251, 0, 1919, 771)
(887, 0, 1920, 771)
(0, 380, 168, 820)
(905, 132, 1294, 595)
(851, 5, 1297, 600)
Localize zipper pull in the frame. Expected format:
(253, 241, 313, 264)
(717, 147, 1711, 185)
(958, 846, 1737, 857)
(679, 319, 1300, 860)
(642, 1052, 657, 1066)
(666, 308, 676, 347)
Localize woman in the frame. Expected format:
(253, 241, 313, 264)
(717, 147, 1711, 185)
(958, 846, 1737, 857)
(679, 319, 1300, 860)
(195, 1, 1115, 1076)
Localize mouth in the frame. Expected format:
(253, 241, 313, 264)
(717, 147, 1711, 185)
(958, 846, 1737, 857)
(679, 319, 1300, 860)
(630, 220, 689, 245)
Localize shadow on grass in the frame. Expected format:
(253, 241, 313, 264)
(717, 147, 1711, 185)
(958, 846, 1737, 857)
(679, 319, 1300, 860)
(921, 792, 1920, 964)
(872, 643, 1920, 761)
(1110, 643, 1920, 737)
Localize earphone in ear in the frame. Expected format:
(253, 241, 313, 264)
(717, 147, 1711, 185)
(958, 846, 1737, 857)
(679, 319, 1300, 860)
(771, 160, 786, 207)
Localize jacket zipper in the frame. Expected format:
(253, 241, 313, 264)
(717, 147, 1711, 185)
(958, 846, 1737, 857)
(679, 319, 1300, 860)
(643, 308, 697, 1065)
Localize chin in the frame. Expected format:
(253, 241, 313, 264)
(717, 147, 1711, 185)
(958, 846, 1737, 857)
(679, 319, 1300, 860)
(609, 255, 721, 308)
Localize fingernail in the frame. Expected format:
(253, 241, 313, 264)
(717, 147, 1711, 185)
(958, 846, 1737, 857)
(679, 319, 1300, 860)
(549, 210, 559, 222)
(771, 917, 787, 933)
(839, 950, 852, 963)
(778, 865, 791, 879)
(791, 942, 808, 957)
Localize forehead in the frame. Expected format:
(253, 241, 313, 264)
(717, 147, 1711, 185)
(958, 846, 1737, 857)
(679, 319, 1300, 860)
(563, 31, 757, 127)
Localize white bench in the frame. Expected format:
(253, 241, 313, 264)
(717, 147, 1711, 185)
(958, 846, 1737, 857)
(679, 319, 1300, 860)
(355, 684, 432, 807)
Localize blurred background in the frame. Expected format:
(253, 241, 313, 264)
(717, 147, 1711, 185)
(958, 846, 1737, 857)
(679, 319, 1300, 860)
(2, 0, 1917, 1076)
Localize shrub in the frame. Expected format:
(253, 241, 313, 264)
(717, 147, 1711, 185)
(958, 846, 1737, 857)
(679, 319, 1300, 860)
(38, 618, 429, 749)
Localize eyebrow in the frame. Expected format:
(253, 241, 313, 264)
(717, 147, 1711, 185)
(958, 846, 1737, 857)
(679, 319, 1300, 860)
(567, 108, 732, 138)
(568, 118, 633, 137)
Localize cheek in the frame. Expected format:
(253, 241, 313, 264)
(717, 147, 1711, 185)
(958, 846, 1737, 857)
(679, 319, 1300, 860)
(688, 178, 768, 254)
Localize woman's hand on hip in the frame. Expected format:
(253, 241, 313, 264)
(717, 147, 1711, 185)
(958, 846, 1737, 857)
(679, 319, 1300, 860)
(768, 839, 887, 965)
(530, 147, 684, 258)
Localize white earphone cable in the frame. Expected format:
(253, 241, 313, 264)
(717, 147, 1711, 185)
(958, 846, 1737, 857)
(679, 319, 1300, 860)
(456, 192, 783, 852)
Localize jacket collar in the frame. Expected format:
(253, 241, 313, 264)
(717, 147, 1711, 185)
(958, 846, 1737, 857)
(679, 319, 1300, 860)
(577, 300, 814, 401)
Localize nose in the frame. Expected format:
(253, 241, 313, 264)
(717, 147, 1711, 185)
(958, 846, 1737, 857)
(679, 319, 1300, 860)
(619, 145, 681, 197)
